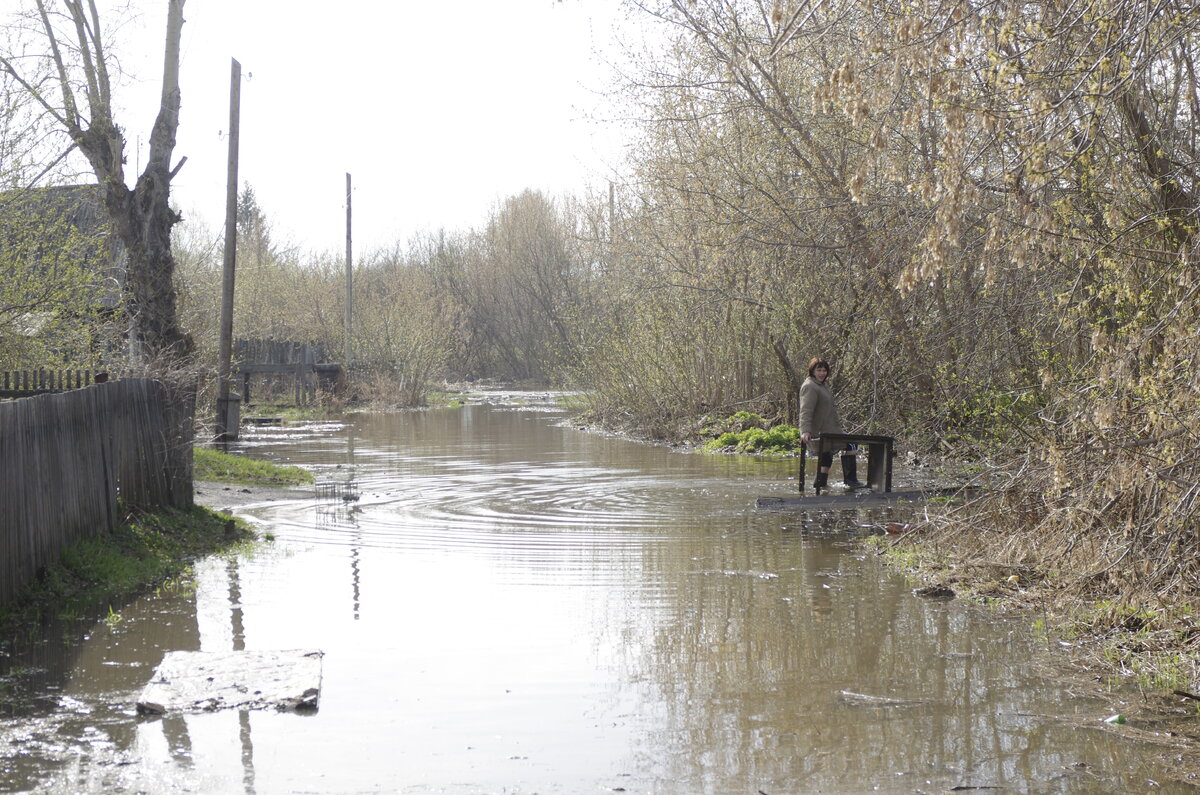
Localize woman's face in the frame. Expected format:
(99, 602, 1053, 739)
(814, 365, 829, 382)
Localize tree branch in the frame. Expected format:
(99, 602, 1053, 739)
(0, 53, 71, 130)
(32, 0, 82, 134)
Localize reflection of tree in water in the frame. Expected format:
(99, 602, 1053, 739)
(610, 510, 1131, 791)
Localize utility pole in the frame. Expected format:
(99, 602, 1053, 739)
(215, 58, 241, 440)
(344, 172, 353, 369)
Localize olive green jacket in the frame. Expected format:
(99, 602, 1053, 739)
(798, 376, 844, 438)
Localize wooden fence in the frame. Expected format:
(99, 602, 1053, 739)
(0, 378, 194, 607)
(235, 338, 324, 365)
(0, 369, 106, 398)
(234, 338, 340, 406)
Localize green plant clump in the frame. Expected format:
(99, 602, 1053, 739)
(194, 447, 313, 486)
(704, 416, 802, 455)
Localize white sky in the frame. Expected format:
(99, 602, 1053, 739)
(107, 0, 631, 255)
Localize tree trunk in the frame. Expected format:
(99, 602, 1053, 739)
(39, 0, 193, 502)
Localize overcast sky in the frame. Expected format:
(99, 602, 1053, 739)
(108, 0, 631, 255)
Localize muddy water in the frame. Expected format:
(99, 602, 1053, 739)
(0, 396, 1189, 793)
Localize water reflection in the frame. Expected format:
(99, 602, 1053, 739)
(0, 399, 1190, 793)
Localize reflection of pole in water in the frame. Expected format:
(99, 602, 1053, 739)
(313, 502, 361, 619)
(346, 423, 360, 618)
(811, 583, 833, 620)
(316, 427, 363, 621)
(351, 528, 362, 621)
(239, 708, 256, 794)
(226, 556, 256, 792)
(227, 557, 245, 652)
(316, 504, 362, 620)
(161, 713, 194, 769)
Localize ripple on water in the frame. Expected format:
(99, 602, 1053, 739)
(247, 455, 756, 553)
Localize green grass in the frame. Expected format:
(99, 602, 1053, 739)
(0, 506, 256, 631)
(426, 390, 467, 408)
(193, 447, 313, 486)
(556, 393, 589, 410)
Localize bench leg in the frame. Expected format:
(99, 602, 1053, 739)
(799, 442, 807, 492)
(866, 443, 883, 492)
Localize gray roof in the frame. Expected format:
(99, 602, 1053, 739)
(0, 183, 126, 308)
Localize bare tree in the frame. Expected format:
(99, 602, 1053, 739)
(0, 0, 191, 370)
(0, 0, 194, 507)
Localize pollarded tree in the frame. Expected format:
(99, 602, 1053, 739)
(0, 0, 191, 371)
(1, 0, 193, 507)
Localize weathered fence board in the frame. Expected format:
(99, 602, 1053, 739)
(0, 379, 194, 607)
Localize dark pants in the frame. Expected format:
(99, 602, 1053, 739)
(817, 441, 857, 468)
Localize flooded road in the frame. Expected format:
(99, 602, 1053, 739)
(0, 396, 1190, 793)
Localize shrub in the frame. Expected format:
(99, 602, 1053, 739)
(703, 415, 801, 455)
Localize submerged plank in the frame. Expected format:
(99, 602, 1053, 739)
(756, 487, 968, 511)
(136, 649, 323, 715)
(839, 690, 932, 707)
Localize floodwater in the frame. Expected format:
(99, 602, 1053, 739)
(0, 395, 1192, 793)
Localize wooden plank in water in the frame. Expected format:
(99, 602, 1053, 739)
(136, 649, 324, 715)
(756, 488, 968, 511)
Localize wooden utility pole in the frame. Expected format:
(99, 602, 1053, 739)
(344, 172, 353, 368)
(216, 58, 242, 440)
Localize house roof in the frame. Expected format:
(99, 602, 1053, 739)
(0, 183, 126, 308)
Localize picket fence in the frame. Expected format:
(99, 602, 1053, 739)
(0, 369, 104, 398)
(0, 379, 194, 607)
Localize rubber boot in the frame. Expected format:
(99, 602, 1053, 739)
(842, 454, 866, 489)
(813, 470, 829, 494)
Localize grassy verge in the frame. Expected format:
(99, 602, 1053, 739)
(426, 390, 467, 408)
(863, 526, 1200, 795)
(194, 447, 314, 486)
(3, 449, 306, 635)
(865, 505, 1200, 725)
(0, 506, 255, 631)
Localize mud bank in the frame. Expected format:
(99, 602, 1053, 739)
(192, 480, 311, 512)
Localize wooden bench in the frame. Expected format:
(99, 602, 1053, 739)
(800, 433, 895, 494)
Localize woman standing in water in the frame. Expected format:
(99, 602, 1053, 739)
(798, 357, 864, 493)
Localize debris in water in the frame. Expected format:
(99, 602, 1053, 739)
(136, 649, 323, 715)
(316, 480, 359, 502)
(838, 690, 930, 707)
